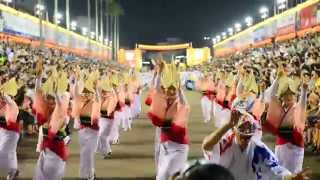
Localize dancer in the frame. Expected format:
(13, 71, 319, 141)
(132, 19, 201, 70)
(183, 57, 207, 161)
(147, 60, 190, 180)
(264, 66, 308, 174)
(202, 110, 311, 180)
(97, 73, 118, 159)
(195, 72, 215, 124)
(0, 78, 20, 180)
(72, 69, 101, 180)
(33, 63, 70, 180)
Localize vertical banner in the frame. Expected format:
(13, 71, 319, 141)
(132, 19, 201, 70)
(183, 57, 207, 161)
(187, 48, 210, 66)
(203, 47, 211, 63)
(134, 48, 142, 70)
(118, 49, 142, 70)
(118, 49, 126, 64)
(186, 47, 194, 66)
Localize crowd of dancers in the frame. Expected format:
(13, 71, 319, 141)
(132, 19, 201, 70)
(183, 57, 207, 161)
(146, 33, 320, 180)
(0, 41, 143, 180)
(1, 32, 320, 180)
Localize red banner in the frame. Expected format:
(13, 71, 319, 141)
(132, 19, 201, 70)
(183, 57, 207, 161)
(299, 5, 317, 30)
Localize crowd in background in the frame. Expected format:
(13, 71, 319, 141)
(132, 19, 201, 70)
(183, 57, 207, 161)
(209, 32, 320, 154)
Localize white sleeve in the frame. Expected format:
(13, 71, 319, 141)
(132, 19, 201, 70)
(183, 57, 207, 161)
(205, 131, 234, 166)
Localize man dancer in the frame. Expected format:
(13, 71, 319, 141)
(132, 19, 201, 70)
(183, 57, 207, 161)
(202, 110, 311, 180)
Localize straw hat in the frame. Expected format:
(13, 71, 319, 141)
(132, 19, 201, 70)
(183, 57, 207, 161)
(0, 77, 19, 96)
(161, 62, 180, 89)
(84, 70, 100, 93)
(100, 74, 112, 92)
(42, 68, 69, 96)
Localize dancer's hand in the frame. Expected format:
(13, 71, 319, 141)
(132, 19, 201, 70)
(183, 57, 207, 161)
(35, 57, 43, 77)
(301, 77, 308, 90)
(228, 110, 241, 128)
(277, 63, 284, 78)
(259, 81, 266, 93)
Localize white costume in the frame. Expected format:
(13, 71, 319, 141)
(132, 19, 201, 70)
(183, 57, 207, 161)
(132, 93, 141, 118)
(0, 128, 19, 179)
(201, 95, 213, 123)
(156, 141, 189, 180)
(33, 92, 70, 180)
(97, 118, 114, 155)
(213, 102, 231, 128)
(110, 110, 122, 143)
(33, 149, 66, 180)
(266, 79, 307, 174)
(121, 104, 132, 131)
(78, 127, 98, 179)
(154, 127, 161, 172)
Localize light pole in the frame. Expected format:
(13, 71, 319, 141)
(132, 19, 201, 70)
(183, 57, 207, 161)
(54, 12, 63, 25)
(212, 38, 217, 45)
(235, 23, 242, 32)
(2, 0, 12, 6)
(88, 0, 92, 56)
(95, 0, 99, 41)
(54, 0, 58, 24)
(104, 38, 109, 45)
(100, 0, 103, 43)
(35, 1, 45, 48)
(90, 32, 95, 39)
(277, 0, 287, 13)
(82, 27, 88, 36)
(222, 32, 227, 39)
(216, 35, 221, 42)
(66, 0, 70, 30)
(260, 6, 269, 20)
(228, 28, 233, 36)
(71, 21, 77, 31)
(105, 1, 109, 47)
(245, 16, 253, 27)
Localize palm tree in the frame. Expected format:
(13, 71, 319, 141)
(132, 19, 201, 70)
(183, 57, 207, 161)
(107, 0, 124, 60)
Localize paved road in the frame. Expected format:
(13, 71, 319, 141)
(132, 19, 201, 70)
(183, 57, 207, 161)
(2, 91, 320, 179)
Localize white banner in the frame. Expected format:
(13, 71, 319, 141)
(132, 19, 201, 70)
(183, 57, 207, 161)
(2, 11, 39, 38)
(276, 12, 296, 35)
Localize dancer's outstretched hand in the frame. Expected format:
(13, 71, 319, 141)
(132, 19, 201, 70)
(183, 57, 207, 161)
(228, 110, 241, 128)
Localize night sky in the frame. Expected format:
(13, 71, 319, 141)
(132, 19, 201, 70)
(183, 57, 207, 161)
(119, 0, 273, 48)
(43, 0, 273, 48)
